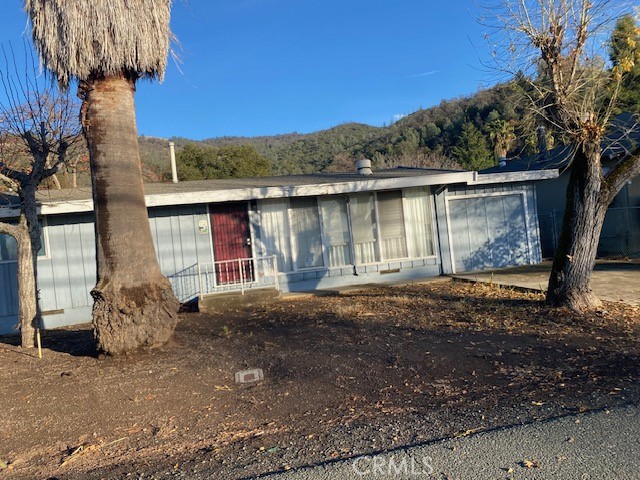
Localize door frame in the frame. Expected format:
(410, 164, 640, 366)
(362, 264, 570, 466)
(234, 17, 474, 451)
(207, 201, 255, 286)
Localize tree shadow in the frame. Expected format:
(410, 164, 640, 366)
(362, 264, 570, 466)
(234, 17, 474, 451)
(0, 326, 98, 357)
(453, 200, 532, 273)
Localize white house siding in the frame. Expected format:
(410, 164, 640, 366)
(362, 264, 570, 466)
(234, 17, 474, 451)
(0, 205, 215, 335)
(148, 205, 213, 302)
(0, 179, 547, 335)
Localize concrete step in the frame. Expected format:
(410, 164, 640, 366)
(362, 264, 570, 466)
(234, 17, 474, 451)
(198, 288, 281, 313)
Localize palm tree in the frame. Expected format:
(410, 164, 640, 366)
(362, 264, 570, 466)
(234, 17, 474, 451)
(486, 119, 516, 161)
(24, 0, 179, 354)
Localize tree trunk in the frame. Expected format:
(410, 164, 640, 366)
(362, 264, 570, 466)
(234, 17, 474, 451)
(0, 217, 37, 347)
(20, 185, 44, 343)
(82, 74, 179, 355)
(546, 142, 608, 311)
(49, 173, 61, 190)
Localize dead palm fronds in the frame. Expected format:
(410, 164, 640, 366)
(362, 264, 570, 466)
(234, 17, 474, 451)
(24, 0, 172, 86)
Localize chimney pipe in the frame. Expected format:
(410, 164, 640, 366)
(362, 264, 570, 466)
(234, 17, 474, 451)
(169, 142, 178, 183)
(355, 158, 372, 176)
(536, 126, 548, 158)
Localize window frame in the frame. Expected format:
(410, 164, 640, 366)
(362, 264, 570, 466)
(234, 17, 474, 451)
(402, 187, 438, 260)
(0, 216, 50, 264)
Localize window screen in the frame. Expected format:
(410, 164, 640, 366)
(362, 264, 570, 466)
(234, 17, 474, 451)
(290, 197, 323, 269)
(404, 188, 435, 257)
(377, 190, 408, 260)
(257, 199, 292, 272)
(349, 193, 378, 264)
(320, 196, 351, 267)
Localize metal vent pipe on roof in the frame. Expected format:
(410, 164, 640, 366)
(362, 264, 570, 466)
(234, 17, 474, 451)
(169, 142, 178, 183)
(355, 158, 372, 176)
(536, 126, 548, 158)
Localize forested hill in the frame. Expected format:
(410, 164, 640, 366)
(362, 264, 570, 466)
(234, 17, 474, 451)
(138, 123, 383, 176)
(139, 70, 638, 179)
(202, 122, 384, 174)
(138, 78, 540, 179)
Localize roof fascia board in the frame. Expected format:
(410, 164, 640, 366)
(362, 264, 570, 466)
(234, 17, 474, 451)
(470, 170, 559, 185)
(1, 171, 476, 218)
(145, 171, 476, 207)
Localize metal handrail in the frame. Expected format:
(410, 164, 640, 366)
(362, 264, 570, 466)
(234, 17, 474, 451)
(197, 255, 279, 297)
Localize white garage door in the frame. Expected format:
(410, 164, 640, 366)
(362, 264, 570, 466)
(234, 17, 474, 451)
(447, 194, 530, 273)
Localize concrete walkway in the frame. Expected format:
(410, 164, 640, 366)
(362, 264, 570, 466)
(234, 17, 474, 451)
(257, 404, 640, 479)
(452, 260, 640, 306)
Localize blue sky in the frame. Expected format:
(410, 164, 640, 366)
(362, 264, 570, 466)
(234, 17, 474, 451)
(1, 0, 492, 140)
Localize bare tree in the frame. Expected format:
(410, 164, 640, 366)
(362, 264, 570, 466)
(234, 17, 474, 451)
(484, 0, 640, 311)
(0, 48, 82, 347)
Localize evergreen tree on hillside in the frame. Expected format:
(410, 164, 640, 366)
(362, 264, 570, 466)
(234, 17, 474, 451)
(451, 122, 494, 170)
(169, 143, 271, 181)
(609, 14, 640, 113)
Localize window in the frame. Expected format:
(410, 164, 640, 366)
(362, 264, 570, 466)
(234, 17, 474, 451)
(0, 219, 47, 263)
(404, 188, 435, 257)
(377, 190, 408, 260)
(290, 197, 323, 269)
(350, 193, 378, 264)
(320, 196, 351, 267)
(257, 199, 292, 272)
(0, 230, 17, 262)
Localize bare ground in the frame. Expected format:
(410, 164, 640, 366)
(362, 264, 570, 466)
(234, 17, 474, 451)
(1, 280, 639, 479)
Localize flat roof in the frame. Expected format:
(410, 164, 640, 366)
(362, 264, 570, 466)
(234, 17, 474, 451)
(0, 167, 558, 218)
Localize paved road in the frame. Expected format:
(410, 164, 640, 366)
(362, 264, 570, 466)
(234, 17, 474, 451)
(256, 404, 640, 479)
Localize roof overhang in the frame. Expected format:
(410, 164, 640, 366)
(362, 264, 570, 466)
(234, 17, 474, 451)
(0, 171, 477, 218)
(0, 168, 558, 219)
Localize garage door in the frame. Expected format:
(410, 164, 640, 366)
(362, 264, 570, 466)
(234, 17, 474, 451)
(447, 194, 530, 273)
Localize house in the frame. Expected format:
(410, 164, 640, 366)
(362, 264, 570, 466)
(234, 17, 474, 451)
(0, 165, 558, 335)
(481, 113, 640, 258)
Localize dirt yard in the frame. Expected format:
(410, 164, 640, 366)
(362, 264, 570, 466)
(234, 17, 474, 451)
(1, 280, 639, 479)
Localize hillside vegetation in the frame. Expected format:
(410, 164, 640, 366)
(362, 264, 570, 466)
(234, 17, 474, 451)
(140, 80, 534, 179)
(140, 12, 639, 181)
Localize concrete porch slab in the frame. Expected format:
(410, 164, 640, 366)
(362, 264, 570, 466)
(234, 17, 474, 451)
(199, 288, 281, 313)
(452, 260, 640, 306)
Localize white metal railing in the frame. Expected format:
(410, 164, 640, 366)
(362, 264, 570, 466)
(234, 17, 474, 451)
(354, 240, 377, 264)
(167, 263, 200, 302)
(327, 244, 350, 267)
(197, 255, 279, 296)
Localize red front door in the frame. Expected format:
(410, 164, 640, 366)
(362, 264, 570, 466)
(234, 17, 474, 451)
(210, 202, 253, 284)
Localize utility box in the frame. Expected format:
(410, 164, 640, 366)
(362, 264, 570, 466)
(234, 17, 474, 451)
(235, 368, 264, 384)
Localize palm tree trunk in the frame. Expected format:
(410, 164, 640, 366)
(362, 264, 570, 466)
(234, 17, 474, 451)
(82, 74, 179, 355)
(546, 142, 607, 311)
